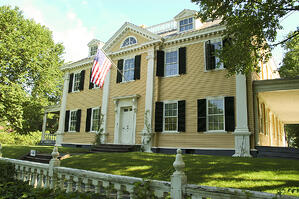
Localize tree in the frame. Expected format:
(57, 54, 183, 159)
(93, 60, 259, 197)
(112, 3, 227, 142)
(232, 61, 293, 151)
(0, 6, 64, 133)
(191, 0, 299, 75)
(279, 31, 299, 78)
(285, 124, 299, 148)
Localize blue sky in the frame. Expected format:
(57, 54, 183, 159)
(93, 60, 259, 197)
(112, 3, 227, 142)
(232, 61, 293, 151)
(1, 0, 298, 66)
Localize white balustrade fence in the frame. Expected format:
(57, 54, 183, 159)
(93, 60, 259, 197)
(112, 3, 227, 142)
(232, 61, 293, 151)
(0, 145, 297, 199)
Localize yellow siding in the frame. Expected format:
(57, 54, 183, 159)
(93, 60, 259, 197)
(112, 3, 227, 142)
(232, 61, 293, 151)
(152, 41, 236, 149)
(106, 51, 148, 144)
(63, 66, 103, 144)
(109, 31, 151, 53)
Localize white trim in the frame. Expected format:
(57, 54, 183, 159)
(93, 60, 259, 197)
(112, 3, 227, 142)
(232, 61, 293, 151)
(163, 100, 179, 133)
(178, 17, 195, 33)
(122, 57, 135, 82)
(164, 48, 179, 77)
(120, 36, 138, 48)
(101, 70, 111, 144)
(69, 109, 78, 133)
(72, 71, 81, 92)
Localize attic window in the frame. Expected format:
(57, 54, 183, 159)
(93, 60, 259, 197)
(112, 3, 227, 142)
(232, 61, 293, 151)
(121, 36, 137, 48)
(179, 17, 193, 32)
(89, 46, 98, 56)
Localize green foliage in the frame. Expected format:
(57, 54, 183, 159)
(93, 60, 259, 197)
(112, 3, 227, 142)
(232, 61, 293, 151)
(285, 124, 299, 148)
(0, 161, 15, 183)
(0, 6, 64, 134)
(279, 31, 299, 78)
(191, 0, 298, 75)
(0, 131, 42, 145)
(133, 180, 158, 199)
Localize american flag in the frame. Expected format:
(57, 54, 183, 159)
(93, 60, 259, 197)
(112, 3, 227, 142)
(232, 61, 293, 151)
(91, 48, 112, 88)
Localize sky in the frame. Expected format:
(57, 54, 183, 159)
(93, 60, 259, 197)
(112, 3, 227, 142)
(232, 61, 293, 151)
(1, 0, 298, 66)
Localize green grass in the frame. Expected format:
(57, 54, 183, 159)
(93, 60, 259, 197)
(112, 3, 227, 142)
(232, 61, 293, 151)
(2, 146, 299, 196)
(1, 144, 89, 159)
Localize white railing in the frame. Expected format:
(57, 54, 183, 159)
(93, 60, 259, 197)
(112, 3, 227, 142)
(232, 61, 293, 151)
(146, 20, 177, 35)
(41, 133, 56, 144)
(0, 144, 297, 199)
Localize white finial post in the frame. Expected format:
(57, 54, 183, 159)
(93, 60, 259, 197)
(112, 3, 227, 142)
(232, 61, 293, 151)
(171, 149, 187, 199)
(49, 144, 60, 189)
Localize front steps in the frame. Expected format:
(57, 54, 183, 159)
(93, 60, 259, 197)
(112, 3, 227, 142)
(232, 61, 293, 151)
(20, 153, 60, 163)
(90, 144, 141, 153)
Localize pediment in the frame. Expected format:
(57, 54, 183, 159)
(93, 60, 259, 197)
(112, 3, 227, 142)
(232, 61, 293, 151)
(174, 9, 197, 20)
(103, 22, 161, 53)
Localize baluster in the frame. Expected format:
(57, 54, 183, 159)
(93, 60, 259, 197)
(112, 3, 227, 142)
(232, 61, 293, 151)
(44, 170, 49, 188)
(36, 169, 42, 188)
(15, 165, 20, 180)
(31, 168, 38, 187)
(92, 180, 99, 194)
(25, 166, 30, 183)
(125, 184, 134, 199)
(49, 174, 58, 190)
(57, 173, 65, 190)
(73, 176, 82, 192)
(20, 166, 25, 181)
(65, 175, 73, 193)
(82, 178, 90, 192)
(114, 183, 122, 199)
(102, 181, 110, 198)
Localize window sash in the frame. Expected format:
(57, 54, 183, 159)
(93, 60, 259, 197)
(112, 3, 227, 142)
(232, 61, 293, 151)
(90, 46, 98, 56)
(179, 17, 193, 32)
(73, 73, 81, 91)
(123, 58, 135, 81)
(121, 37, 137, 48)
(69, 111, 77, 132)
(165, 50, 178, 77)
(207, 99, 225, 131)
(163, 102, 178, 132)
(91, 108, 100, 132)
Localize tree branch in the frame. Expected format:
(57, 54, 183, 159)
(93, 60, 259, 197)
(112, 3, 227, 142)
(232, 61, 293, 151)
(270, 30, 299, 47)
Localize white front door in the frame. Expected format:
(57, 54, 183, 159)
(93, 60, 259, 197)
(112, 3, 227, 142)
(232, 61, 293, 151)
(120, 107, 134, 144)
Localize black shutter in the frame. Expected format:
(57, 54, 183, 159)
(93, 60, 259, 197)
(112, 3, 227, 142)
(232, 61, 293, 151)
(178, 100, 186, 132)
(68, 73, 73, 93)
(134, 55, 141, 80)
(86, 108, 92, 132)
(205, 41, 215, 70)
(65, 110, 70, 132)
(79, 70, 85, 91)
(155, 102, 163, 132)
(89, 69, 94, 89)
(222, 38, 231, 68)
(225, 97, 235, 131)
(116, 59, 123, 83)
(179, 47, 186, 74)
(197, 99, 206, 132)
(156, 50, 164, 77)
(76, 109, 81, 132)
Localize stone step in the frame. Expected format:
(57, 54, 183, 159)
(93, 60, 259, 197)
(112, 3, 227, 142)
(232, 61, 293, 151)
(91, 144, 141, 153)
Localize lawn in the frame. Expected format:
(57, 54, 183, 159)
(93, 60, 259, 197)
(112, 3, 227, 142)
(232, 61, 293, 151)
(2, 145, 299, 196)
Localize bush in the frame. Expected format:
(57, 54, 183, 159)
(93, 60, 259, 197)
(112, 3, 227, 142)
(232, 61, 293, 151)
(0, 131, 42, 145)
(0, 160, 15, 183)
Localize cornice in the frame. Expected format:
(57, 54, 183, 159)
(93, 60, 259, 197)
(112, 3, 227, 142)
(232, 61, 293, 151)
(60, 56, 93, 71)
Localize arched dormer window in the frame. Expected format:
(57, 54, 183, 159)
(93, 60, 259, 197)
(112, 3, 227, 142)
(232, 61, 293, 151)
(121, 36, 137, 48)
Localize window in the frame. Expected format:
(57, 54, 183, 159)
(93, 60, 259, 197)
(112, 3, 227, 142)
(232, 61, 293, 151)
(165, 50, 178, 77)
(205, 40, 224, 70)
(73, 72, 81, 92)
(179, 17, 193, 32)
(90, 46, 98, 56)
(123, 58, 135, 82)
(69, 110, 77, 132)
(91, 108, 100, 132)
(163, 102, 178, 132)
(121, 37, 137, 48)
(207, 98, 225, 131)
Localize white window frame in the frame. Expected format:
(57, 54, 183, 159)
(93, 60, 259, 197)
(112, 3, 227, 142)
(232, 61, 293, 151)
(72, 72, 81, 92)
(91, 107, 101, 132)
(206, 97, 225, 133)
(122, 57, 135, 82)
(69, 110, 78, 132)
(89, 46, 98, 56)
(164, 49, 179, 77)
(204, 38, 224, 72)
(121, 36, 137, 48)
(163, 100, 178, 133)
(179, 17, 194, 32)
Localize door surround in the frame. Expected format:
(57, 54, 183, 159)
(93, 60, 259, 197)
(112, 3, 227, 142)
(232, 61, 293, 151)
(112, 94, 140, 144)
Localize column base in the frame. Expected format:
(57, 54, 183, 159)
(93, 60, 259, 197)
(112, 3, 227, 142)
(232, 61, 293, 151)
(55, 131, 64, 146)
(141, 128, 153, 153)
(233, 128, 252, 157)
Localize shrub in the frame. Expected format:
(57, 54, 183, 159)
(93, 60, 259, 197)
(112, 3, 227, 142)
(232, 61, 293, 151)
(0, 160, 15, 183)
(0, 131, 42, 145)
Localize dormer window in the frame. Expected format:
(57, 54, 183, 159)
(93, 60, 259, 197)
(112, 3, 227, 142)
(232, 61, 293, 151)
(121, 36, 137, 48)
(179, 17, 193, 32)
(89, 46, 98, 56)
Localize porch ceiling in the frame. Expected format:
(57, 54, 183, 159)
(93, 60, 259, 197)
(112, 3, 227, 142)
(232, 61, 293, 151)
(258, 89, 299, 124)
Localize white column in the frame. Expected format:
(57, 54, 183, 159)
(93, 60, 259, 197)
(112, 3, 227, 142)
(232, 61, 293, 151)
(141, 48, 155, 152)
(41, 112, 47, 143)
(101, 70, 111, 144)
(56, 72, 70, 146)
(233, 74, 252, 157)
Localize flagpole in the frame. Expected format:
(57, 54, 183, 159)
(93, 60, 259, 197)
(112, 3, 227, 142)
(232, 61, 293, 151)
(99, 47, 128, 82)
